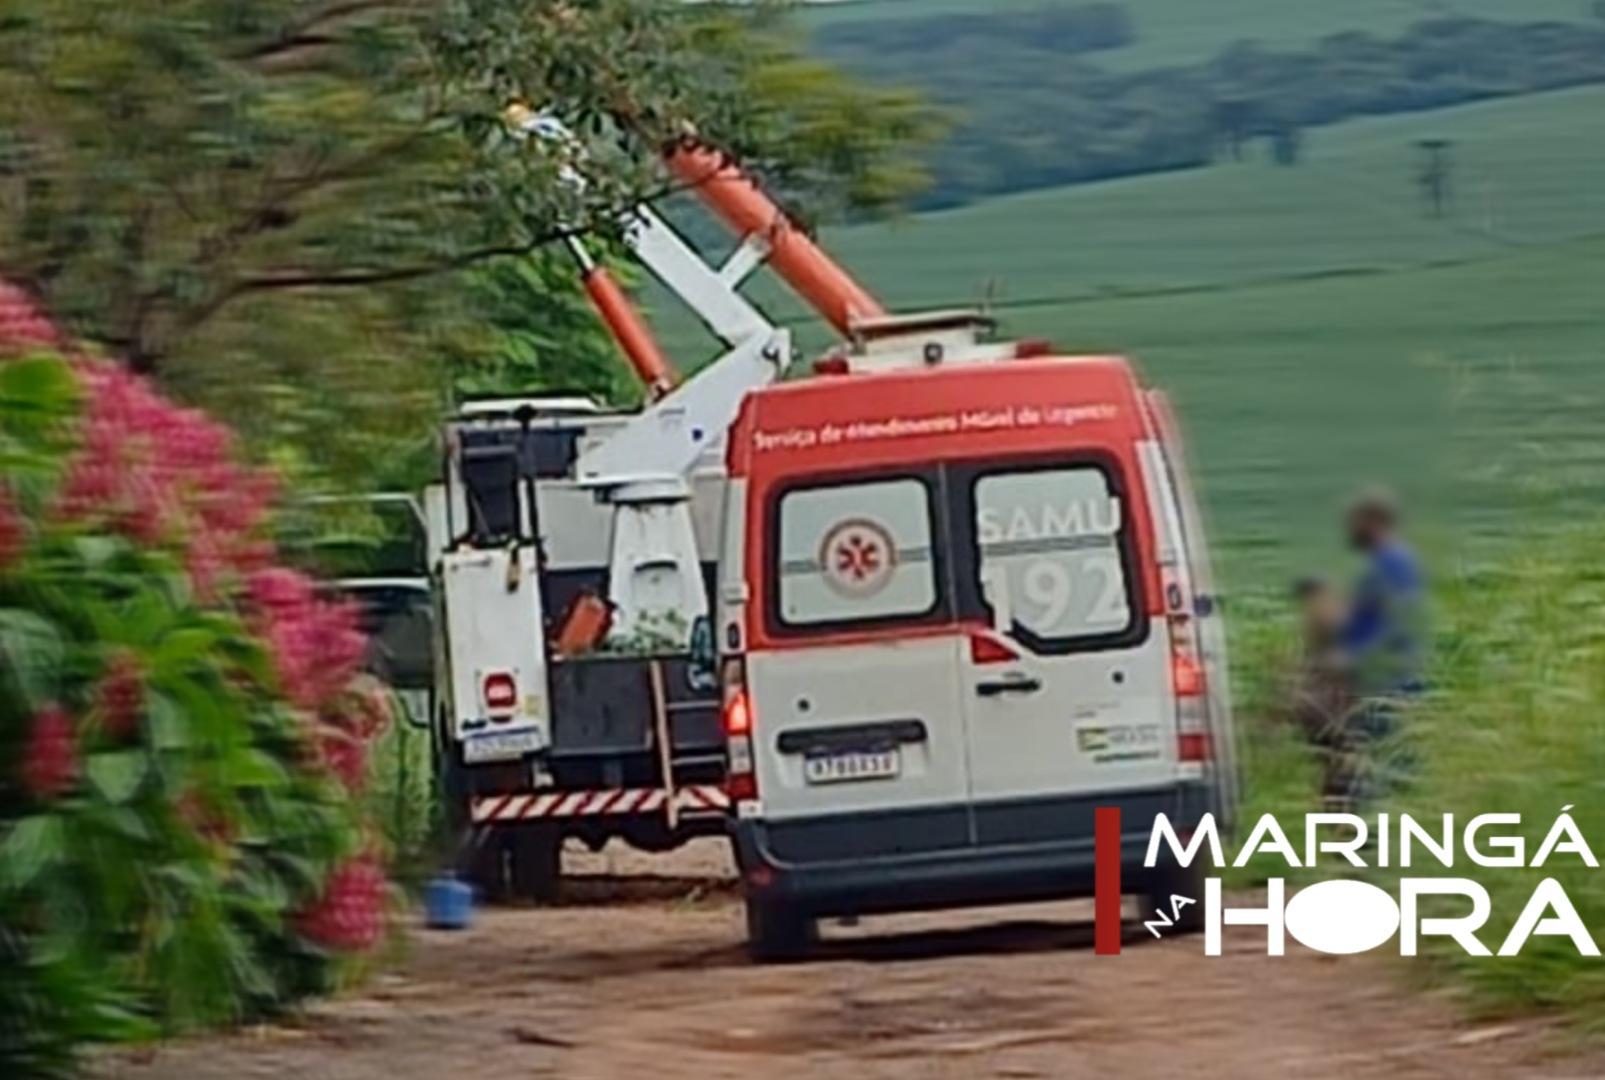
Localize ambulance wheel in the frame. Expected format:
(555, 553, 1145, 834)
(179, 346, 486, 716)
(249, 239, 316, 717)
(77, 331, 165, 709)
(509, 825, 563, 905)
(1144, 858, 1207, 936)
(744, 898, 815, 963)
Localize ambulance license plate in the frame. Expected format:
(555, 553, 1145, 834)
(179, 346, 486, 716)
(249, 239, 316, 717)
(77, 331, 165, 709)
(463, 729, 542, 764)
(804, 748, 900, 785)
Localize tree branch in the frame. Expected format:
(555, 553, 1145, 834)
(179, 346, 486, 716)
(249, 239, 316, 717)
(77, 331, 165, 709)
(232, 233, 576, 294)
(240, 0, 403, 61)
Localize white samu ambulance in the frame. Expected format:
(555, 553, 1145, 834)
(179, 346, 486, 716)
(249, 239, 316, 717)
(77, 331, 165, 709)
(717, 334, 1237, 958)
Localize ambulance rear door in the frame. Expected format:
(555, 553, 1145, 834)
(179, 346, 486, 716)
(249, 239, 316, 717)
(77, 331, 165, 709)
(952, 454, 1175, 845)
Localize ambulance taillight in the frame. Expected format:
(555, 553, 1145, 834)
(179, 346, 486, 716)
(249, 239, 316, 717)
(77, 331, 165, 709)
(1168, 610, 1211, 765)
(722, 658, 758, 801)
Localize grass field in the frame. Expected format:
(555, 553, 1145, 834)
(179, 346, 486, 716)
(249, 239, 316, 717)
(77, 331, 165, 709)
(798, 0, 1599, 68)
(649, 86, 1605, 593)
(1021, 237, 1605, 589)
(806, 86, 1605, 314)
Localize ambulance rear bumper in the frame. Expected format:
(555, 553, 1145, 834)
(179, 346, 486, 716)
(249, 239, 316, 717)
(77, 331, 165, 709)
(732, 783, 1214, 918)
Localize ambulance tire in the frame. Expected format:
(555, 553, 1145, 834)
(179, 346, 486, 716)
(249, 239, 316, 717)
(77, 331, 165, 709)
(744, 898, 816, 963)
(1145, 857, 1207, 936)
(509, 825, 563, 905)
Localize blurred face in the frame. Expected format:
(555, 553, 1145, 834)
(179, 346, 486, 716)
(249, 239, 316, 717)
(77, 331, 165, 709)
(1347, 508, 1389, 551)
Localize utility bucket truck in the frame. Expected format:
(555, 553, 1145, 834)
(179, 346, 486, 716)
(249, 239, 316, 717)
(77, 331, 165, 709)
(428, 124, 864, 899)
(431, 120, 1237, 928)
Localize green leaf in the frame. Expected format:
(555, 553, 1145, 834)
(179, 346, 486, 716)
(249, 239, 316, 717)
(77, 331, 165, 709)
(0, 354, 78, 440)
(97, 805, 155, 844)
(147, 691, 190, 751)
(229, 748, 291, 789)
(102, 584, 175, 647)
(72, 534, 124, 570)
(0, 607, 65, 708)
(0, 815, 65, 891)
(86, 750, 149, 804)
(153, 627, 218, 674)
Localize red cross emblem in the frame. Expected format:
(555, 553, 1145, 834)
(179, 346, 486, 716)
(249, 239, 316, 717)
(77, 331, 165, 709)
(820, 518, 896, 597)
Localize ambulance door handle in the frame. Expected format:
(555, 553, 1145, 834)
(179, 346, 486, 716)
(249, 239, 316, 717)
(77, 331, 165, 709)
(975, 674, 1043, 698)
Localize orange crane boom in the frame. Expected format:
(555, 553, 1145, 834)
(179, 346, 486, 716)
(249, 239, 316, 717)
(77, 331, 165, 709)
(564, 238, 676, 398)
(665, 143, 887, 338)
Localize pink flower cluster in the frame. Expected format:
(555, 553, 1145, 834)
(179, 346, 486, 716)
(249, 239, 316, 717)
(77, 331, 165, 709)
(95, 650, 144, 739)
(247, 568, 367, 711)
(0, 281, 61, 353)
(1, 278, 281, 609)
(0, 486, 22, 570)
(2, 281, 391, 953)
(295, 856, 387, 952)
(22, 704, 78, 800)
(57, 363, 277, 599)
(247, 568, 378, 789)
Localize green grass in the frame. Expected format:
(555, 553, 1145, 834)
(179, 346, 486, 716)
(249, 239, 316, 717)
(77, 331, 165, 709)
(650, 87, 1605, 593)
(798, 0, 1599, 69)
(1380, 529, 1605, 1018)
(1220, 532, 1605, 1017)
(1017, 237, 1605, 590)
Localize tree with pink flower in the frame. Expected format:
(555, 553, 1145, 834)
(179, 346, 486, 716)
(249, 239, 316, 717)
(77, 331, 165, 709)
(0, 284, 393, 1075)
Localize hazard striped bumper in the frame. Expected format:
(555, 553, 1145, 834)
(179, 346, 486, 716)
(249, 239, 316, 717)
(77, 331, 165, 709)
(471, 785, 730, 824)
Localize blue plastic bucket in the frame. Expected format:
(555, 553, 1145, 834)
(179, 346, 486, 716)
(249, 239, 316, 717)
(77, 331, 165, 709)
(424, 876, 474, 930)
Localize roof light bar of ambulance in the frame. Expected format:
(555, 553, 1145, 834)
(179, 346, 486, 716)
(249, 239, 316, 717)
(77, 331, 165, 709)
(721, 658, 758, 803)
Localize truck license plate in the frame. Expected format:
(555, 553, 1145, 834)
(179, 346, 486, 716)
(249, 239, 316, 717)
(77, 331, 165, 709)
(804, 748, 900, 785)
(463, 729, 542, 764)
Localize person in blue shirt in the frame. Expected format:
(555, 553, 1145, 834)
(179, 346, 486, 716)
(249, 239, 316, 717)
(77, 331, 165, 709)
(1340, 488, 1426, 695)
(1337, 487, 1426, 804)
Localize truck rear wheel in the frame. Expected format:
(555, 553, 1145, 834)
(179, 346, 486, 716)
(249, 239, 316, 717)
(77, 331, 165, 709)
(462, 831, 511, 903)
(744, 898, 815, 963)
(509, 825, 563, 905)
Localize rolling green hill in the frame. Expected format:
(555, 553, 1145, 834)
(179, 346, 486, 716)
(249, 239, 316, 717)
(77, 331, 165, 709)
(801, 85, 1605, 309)
(647, 86, 1605, 588)
(660, 86, 1605, 348)
(800, 0, 1598, 69)
(1015, 236, 1605, 590)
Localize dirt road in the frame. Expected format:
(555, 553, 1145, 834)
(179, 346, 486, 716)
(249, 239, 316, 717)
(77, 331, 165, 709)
(100, 843, 1603, 1080)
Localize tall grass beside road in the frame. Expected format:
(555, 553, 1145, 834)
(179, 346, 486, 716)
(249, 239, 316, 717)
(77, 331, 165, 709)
(1386, 529, 1605, 1020)
(1224, 598, 1320, 883)
(1227, 527, 1605, 1017)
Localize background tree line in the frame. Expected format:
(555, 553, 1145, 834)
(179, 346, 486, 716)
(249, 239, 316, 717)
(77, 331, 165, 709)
(0, 0, 940, 498)
(812, 9, 1605, 209)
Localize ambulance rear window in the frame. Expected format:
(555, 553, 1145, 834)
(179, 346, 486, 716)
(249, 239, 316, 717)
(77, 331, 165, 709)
(774, 475, 940, 629)
(959, 461, 1143, 652)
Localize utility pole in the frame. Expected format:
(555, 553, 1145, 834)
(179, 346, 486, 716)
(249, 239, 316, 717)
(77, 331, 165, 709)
(1415, 139, 1455, 218)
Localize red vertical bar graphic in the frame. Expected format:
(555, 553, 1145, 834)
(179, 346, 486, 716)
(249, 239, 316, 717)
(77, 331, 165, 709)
(1094, 806, 1122, 955)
